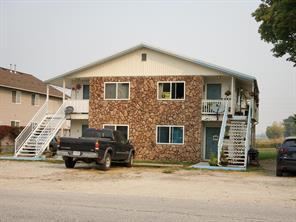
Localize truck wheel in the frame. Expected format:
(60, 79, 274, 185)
(102, 153, 111, 171)
(64, 157, 75, 168)
(126, 152, 134, 167)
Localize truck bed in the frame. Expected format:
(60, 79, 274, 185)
(59, 137, 112, 152)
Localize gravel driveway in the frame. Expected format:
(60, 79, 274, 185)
(0, 160, 295, 221)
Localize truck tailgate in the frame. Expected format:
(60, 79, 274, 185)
(59, 137, 96, 152)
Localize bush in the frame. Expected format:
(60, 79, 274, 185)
(0, 126, 11, 140)
(209, 154, 218, 166)
(0, 125, 23, 140)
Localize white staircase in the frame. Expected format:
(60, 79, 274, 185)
(223, 119, 247, 166)
(15, 101, 66, 158)
(218, 103, 252, 168)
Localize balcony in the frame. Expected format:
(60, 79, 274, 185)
(202, 99, 230, 115)
(64, 100, 89, 114)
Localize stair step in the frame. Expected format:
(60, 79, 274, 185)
(20, 150, 36, 153)
(17, 111, 65, 158)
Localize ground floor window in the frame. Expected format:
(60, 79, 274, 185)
(103, 124, 129, 140)
(11, 121, 20, 127)
(81, 124, 89, 137)
(156, 125, 184, 144)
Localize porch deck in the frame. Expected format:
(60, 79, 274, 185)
(192, 162, 246, 171)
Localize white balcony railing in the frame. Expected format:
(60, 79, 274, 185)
(64, 100, 89, 113)
(202, 99, 230, 115)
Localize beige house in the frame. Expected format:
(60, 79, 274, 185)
(0, 67, 63, 127)
(15, 44, 259, 169)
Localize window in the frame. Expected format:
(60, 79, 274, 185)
(158, 82, 185, 100)
(156, 125, 184, 144)
(11, 121, 20, 127)
(103, 124, 129, 140)
(83, 85, 90, 100)
(12, 91, 21, 104)
(81, 124, 89, 137)
(141, 53, 147, 61)
(31, 93, 39, 106)
(104, 82, 130, 100)
(283, 139, 296, 147)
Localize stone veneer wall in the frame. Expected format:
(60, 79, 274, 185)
(89, 76, 203, 162)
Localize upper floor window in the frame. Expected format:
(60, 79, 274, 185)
(11, 120, 20, 127)
(158, 81, 185, 100)
(156, 125, 184, 144)
(83, 85, 89, 100)
(104, 82, 130, 100)
(12, 90, 21, 104)
(141, 53, 147, 61)
(31, 93, 39, 106)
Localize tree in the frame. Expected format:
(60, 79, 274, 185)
(252, 0, 296, 66)
(283, 115, 296, 137)
(266, 122, 284, 139)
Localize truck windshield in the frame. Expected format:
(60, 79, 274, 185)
(83, 129, 113, 139)
(283, 139, 296, 147)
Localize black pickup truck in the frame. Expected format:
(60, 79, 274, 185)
(57, 128, 135, 170)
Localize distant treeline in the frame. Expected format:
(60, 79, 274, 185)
(256, 138, 282, 148)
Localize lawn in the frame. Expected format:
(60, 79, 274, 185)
(258, 148, 277, 160)
(0, 145, 14, 155)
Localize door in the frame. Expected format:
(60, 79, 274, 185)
(207, 84, 221, 99)
(205, 127, 220, 159)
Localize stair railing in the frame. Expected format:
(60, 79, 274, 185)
(217, 101, 229, 165)
(35, 102, 66, 156)
(244, 105, 252, 167)
(14, 101, 48, 155)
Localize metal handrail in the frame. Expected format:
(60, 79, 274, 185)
(244, 105, 252, 167)
(217, 101, 229, 165)
(14, 101, 48, 155)
(35, 103, 66, 156)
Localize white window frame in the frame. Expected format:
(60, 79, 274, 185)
(12, 90, 21, 104)
(10, 120, 20, 127)
(32, 93, 40, 106)
(104, 82, 130, 100)
(103, 124, 129, 139)
(157, 81, 185, 101)
(156, 125, 185, 145)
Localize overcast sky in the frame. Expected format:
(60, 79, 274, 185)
(0, 0, 295, 134)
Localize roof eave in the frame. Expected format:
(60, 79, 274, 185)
(45, 43, 257, 85)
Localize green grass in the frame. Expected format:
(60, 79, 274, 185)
(134, 159, 194, 166)
(258, 148, 277, 160)
(162, 168, 177, 174)
(45, 159, 64, 164)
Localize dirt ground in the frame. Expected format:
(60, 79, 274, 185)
(0, 159, 295, 205)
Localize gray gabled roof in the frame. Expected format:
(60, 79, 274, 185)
(45, 43, 258, 89)
(0, 67, 63, 98)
